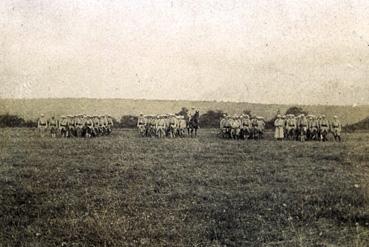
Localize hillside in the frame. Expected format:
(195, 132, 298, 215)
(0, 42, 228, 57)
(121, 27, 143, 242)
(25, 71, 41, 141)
(0, 98, 368, 125)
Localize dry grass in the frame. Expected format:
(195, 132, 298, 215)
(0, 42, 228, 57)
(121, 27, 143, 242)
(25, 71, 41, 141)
(0, 128, 368, 246)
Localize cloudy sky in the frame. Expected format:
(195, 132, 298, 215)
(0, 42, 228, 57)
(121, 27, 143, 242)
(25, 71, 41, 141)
(1, 0, 369, 105)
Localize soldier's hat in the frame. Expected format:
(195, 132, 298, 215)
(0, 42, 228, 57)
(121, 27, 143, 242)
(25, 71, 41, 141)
(276, 114, 281, 118)
(334, 115, 338, 118)
(61, 115, 65, 118)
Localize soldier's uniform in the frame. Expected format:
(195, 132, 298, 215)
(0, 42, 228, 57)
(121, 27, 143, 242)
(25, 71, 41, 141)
(250, 116, 258, 139)
(48, 116, 58, 138)
(93, 116, 100, 135)
(299, 115, 308, 140)
(274, 115, 284, 140)
(168, 114, 179, 138)
(220, 116, 227, 131)
(67, 116, 75, 137)
(163, 115, 170, 137)
(99, 116, 106, 135)
(85, 116, 94, 137)
(230, 115, 241, 139)
(137, 114, 147, 137)
(331, 116, 342, 142)
(188, 107, 196, 121)
(241, 115, 251, 139)
(156, 116, 167, 138)
(309, 115, 319, 140)
(75, 115, 84, 137)
(178, 115, 187, 137)
(286, 114, 297, 140)
(38, 114, 48, 137)
(107, 116, 114, 134)
(150, 116, 157, 137)
(257, 117, 265, 139)
(59, 116, 68, 137)
(319, 115, 329, 141)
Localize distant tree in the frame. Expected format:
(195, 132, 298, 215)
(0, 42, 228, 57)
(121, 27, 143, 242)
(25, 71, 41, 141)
(285, 106, 308, 116)
(199, 110, 224, 128)
(24, 120, 37, 128)
(120, 115, 138, 128)
(344, 116, 369, 132)
(0, 114, 26, 127)
(111, 117, 120, 127)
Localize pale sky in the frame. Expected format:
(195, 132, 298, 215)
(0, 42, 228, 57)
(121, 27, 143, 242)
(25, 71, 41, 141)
(1, 0, 369, 105)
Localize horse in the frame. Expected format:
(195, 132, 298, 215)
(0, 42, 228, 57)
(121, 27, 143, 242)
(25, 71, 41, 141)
(187, 111, 199, 138)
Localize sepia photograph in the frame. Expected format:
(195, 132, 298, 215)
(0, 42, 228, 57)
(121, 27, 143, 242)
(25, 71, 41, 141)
(1, 0, 369, 246)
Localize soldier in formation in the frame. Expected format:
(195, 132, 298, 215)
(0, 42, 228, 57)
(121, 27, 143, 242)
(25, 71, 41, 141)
(37, 114, 114, 138)
(272, 113, 342, 142)
(219, 113, 265, 140)
(136, 113, 194, 138)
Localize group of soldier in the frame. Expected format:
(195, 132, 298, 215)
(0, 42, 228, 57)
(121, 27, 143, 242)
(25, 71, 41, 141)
(219, 114, 266, 140)
(274, 114, 342, 142)
(219, 113, 342, 142)
(136, 107, 199, 138)
(37, 114, 114, 138)
(136, 113, 190, 138)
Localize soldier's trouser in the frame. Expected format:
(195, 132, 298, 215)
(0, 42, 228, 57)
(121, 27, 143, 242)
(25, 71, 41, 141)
(59, 127, 67, 137)
(50, 126, 57, 137)
(241, 127, 250, 137)
(68, 127, 75, 137)
(169, 126, 177, 138)
(252, 127, 258, 139)
(156, 127, 165, 138)
(332, 128, 341, 141)
(286, 127, 295, 139)
(320, 127, 329, 141)
(310, 127, 318, 140)
(138, 125, 146, 136)
(231, 128, 240, 139)
(299, 127, 307, 141)
(38, 126, 47, 137)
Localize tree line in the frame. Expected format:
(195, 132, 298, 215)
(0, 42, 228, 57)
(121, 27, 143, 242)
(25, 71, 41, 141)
(0, 107, 367, 130)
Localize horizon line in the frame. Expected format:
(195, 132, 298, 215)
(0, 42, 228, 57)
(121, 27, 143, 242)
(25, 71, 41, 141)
(0, 97, 367, 107)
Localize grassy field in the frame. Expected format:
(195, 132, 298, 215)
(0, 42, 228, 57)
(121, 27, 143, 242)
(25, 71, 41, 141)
(0, 128, 369, 246)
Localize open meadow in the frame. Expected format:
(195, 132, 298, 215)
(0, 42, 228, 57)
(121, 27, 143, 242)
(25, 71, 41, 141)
(0, 128, 369, 246)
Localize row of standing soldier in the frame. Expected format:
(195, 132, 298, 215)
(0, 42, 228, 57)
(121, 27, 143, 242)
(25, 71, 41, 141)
(37, 114, 114, 138)
(274, 114, 342, 142)
(219, 114, 266, 140)
(137, 110, 200, 138)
